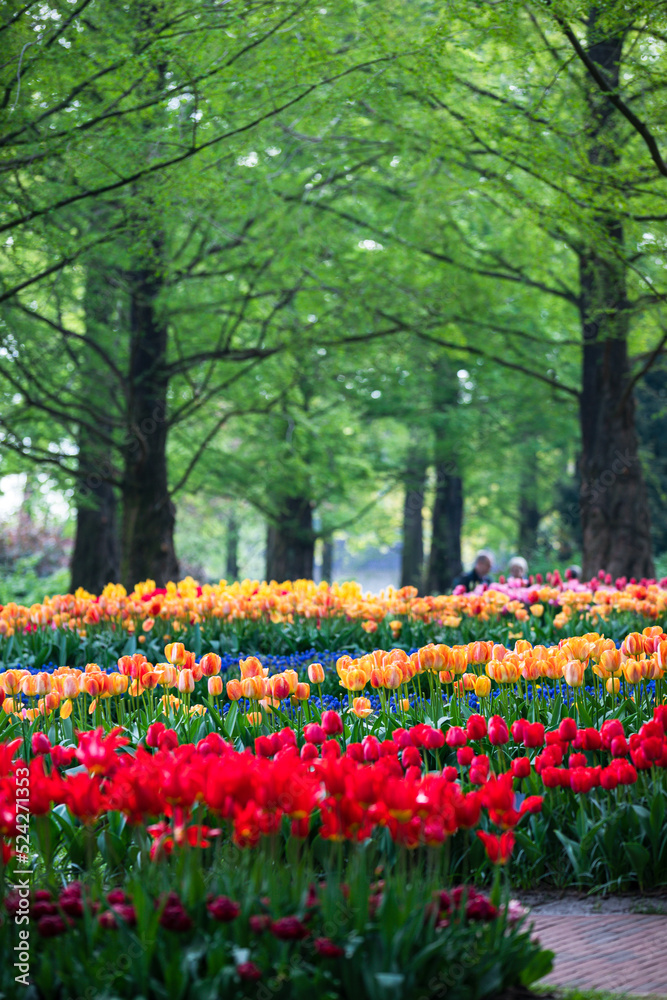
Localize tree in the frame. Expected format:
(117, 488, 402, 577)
(299, 1, 666, 577)
(0, 0, 409, 587)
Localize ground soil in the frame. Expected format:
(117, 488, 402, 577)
(517, 888, 667, 916)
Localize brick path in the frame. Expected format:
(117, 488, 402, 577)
(530, 913, 667, 996)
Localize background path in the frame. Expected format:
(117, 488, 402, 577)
(530, 913, 667, 997)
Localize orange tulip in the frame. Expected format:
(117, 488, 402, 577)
(61, 674, 80, 699)
(1, 671, 22, 696)
(177, 669, 195, 694)
(44, 692, 60, 713)
(108, 673, 129, 696)
(80, 674, 103, 697)
(270, 674, 291, 701)
(474, 675, 491, 698)
(621, 632, 645, 658)
(20, 675, 39, 697)
(623, 660, 644, 685)
(350, 696, 373, 718)
(34, 672, 52, 696)
(468, 640, 492, 665)
(282, 669, 299, 695)
(241, 676, 264, 700)
(200, 653, 222, 677)
(340, 667, 367, 692)
(165, 642, 187, 666)
(240, 656, 264, 679)
(208, 676, 223, 697)
(226, 679, 242, 701)
(307, 663, 325, 685)
(563, 659, 585, 687)
(382, 664, 404, 690)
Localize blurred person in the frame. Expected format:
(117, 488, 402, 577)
(454, 551, 493, 591)
(565, 564, 582, 581)
(507, 556, 528, 580)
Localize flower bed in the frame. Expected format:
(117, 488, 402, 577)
(3, 622, 666, 996)
(1, 574, 667, 669)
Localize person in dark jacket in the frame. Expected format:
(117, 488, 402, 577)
(454, 552, 493, 591)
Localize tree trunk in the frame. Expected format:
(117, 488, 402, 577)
(71, 444, 120, 592)
(400, 455, 427, 590)
(426, 464, 463, 593)
(578, 15, 654, 580)
(321, 537, 334, 583)
(70, 265, 120, 592)
(226, 510, 239, 580)
(120, 238, 179, 589)
(265, 496, 315, 581)
(518, 453, 540, 560)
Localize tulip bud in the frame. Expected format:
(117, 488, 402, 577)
(199, 653, 222, 677)
(563, 660, 585, 687)
(61, 674, 79, 699)
(558, 717, 578, 742)
(226, 679, 242, 701)
(283, 670, 299, 695)
(321, 710, 343, 736)
(598, 648, 622, 676)
(208, 676, 223, 697)
(445, 726, 467, 748)
(146, 722, 166, 748)
(117, 655, 134, 676)
(474, 675, 491, 698)
(621, 632, 645, 658)
(31, 732, 52, 755)
(351, 697, 372, 718)
(177, 669, 195, 694)
(44, 692, 60, 713)
(108, 672, 129, 696)
(466, 714, 487, 740)
(270, 675, 291, 701)
(240, 676, 263, 700)
(165, 642, 187, 666)
(511, 756, 532, 779)
(623, 660, 643, 685)
(293, 682, 310, 701)
(34, 672, 52, 696)
(307, 663, 325, 685)
(488, 716, 510, 746)
(382, 664, 403, 690)
(340, 667, 367, 692)
(21, 675, 39, 697)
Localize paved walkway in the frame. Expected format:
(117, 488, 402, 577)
(530, 913, 667, 997)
